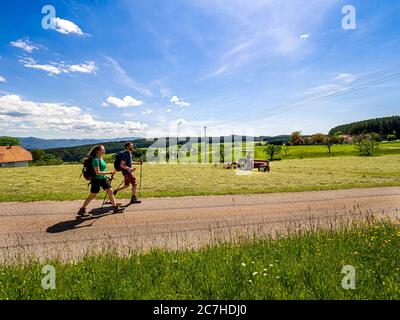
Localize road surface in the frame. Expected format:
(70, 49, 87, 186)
(0, 187, 399, 263)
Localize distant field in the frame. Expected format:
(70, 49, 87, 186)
(1, 220, 399, 299)
(173, 141, 400, 162)
(1, 155, 400, 202)
(255, 141, 400, 160)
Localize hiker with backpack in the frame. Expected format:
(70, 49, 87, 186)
(77, 145, 125, 217)
(113, 142, 142, 204)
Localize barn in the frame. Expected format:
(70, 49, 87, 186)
(0, 146, 33, 168)
(291, 136, 305, 145)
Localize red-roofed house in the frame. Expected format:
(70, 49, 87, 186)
(0, 146, 33, 168)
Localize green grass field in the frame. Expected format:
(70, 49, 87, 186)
(1, 220, 399, 299)
(186, 141, 400, 162)
(1, 155, 400, 202)
(255, 141, 400, 160)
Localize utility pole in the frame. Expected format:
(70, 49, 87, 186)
(204, 126, 207, 164)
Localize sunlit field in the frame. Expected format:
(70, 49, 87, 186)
(255, 141, 400, 159)
(1, 155, 400, 202)
(162, 141, 400, 164)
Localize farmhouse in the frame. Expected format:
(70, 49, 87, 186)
(0, 146, 33, 168)
(341, 134, 354, 144)
(291, 136, 305, 145)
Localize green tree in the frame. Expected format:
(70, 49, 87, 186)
(323, 135, 335, 155)
(0, 136, 20, 146)
(333, 132, 345, 144)
(354, 133, 380, 156)
(329, 116, 400, 137)
(264, 144, 282, 161)
(31, 149, 46, 162)
(311, 133, 325, 144)
(283, 144, 289, 157)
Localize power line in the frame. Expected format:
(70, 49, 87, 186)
(209, 64, 400, 128)
(207, 64, 400, 129)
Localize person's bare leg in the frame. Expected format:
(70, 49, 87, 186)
(82, 193, 97, 209)
(116, 184, 128, 193)
(107, 189, 117, 207)
(107, 189, 125, 213)
(130, 182, 141, 203)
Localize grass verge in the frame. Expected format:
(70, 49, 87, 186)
(1, 220, 399, 299)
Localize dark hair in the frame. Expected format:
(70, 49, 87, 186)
(88, 145, 104, 157)
(124, 142, 133, 149)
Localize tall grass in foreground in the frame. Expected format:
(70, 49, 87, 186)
(1, 219, 399, 300)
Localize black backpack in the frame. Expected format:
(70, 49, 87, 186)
(114, 151, 125, 172)
(81, 155, 96, 180)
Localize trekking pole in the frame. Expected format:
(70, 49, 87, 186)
(99, 191, 108, 216)
(139, 161, 143, 197)
(99, 173, 114, 215)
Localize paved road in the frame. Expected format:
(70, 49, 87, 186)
(0, 187, 399, 263)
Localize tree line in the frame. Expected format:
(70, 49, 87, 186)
(328, 116, 400, 140)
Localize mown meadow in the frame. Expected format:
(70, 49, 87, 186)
(0, 154, 399, 202)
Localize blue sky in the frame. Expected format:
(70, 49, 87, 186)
(0, 0, 399, 139)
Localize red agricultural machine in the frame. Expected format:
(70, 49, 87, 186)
(224, 154, 270, 172)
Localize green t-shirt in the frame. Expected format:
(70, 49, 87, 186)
(92, 157, 107, 180)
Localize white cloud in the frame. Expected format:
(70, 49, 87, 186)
(21, 57, 62, 75)
(141, 109, 153, 115)
(304, 83, 343, 96)
(165, 108, 172, 112)
(300, 33, 310, 40)
(0, 94, 147, 136)
(52, 17, 85, 35)
(104, 56, 152, 96)
(304, 73, 357, 96)
(104, 96, 143, 108)
(20, 58, 97, 76)
(170, 96, 190, 108)
(334, 73, 356, 84)
(201, 65, 229, 80)
(68, 61, 97, 74)
(2, 94, 21, 101)
(0, 75, 6, 83)
(10, 39, 38, 53)
(151, 80, 173, 99)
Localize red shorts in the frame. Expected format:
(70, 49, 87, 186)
(124, 173, 137, 186)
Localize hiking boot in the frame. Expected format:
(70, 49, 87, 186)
(105, 200, 122, 206)
(130, 195, 141, 204)
(113, 189, 118, 196)
(113, 205, 125, 214)
(77, 207, 90, 218)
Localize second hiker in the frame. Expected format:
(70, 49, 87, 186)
(114, 142, 142, 204)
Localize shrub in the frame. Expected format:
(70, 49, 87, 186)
(354, 134, 380, 156)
